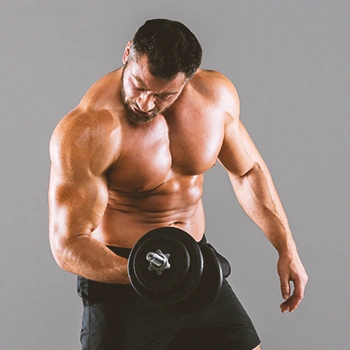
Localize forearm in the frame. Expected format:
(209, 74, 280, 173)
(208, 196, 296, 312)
(230, 162, 297, 256)
(50, 234, 130, 284)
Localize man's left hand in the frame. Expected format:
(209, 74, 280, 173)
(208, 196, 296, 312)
(277, 252, 308, 313)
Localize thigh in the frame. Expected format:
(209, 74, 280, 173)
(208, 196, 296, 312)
(79, 278, 180, 350)
(172, 280, 261, 350)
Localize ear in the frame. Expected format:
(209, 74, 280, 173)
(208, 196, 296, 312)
(122, 40, 133, 64)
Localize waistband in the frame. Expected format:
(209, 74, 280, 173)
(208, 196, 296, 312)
(107, 234, 207, 259)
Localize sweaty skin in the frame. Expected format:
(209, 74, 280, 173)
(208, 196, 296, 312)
(49, 48, 308, 316)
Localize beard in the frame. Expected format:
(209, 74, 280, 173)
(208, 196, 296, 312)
(120, 67, 160, 125)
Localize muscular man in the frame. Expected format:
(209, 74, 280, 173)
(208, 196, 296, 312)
(49, 19, 308, 350)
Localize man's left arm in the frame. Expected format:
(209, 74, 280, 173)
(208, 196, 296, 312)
(217, 83, 308, 313)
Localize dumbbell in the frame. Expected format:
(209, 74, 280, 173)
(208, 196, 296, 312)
(127, 227, 224, 315)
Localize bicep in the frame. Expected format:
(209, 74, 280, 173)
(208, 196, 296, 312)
(48, 168, 108, 243)
(48, 113, 113, 246)
(218, 118, 259, 177)
(214, 77, 261, 177)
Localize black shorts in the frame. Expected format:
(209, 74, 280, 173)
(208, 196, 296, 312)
(77, 239, 261, 350)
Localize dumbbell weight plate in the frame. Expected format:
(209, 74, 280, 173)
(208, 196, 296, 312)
(128, 227, 204, 305)
(163, 242, 223, 315)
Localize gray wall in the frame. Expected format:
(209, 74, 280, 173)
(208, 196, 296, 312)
(1, 1, 349, 349)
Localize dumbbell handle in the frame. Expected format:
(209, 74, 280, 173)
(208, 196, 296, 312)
(146, 249, 171, 275)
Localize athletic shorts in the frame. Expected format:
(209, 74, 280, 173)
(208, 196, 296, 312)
(77, 237, 261, 350)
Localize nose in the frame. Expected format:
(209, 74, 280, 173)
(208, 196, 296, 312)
(136, 92, 155, 112)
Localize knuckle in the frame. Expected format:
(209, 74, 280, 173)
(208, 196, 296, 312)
(292, 292, 304, 301)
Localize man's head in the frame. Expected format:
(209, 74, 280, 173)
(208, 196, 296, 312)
(121, 19, 202, 124)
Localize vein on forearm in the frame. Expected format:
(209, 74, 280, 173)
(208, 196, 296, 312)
(230, 162, 296, 254)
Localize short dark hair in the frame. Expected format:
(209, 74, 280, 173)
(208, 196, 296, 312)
(130, 18, 202, 80)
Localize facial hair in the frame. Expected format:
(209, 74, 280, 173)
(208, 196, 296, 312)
(120, 66, 160, 125)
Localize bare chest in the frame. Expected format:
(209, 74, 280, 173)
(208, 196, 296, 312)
(108, 111, 224, 192)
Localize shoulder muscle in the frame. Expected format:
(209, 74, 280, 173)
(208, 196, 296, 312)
(191, 69, 240, 119)
(49, 107, 121, 179)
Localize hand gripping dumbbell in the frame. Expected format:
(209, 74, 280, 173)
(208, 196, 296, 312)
(127, 227, 228, 315)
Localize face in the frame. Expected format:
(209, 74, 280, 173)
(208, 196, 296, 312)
(121, 50, 187, 124)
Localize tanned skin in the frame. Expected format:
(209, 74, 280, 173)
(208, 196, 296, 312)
(49, 42, 308, 343)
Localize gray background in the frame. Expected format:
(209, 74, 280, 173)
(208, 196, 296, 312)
(1, 1, 349, 349)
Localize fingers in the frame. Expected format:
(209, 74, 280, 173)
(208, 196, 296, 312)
(277, 253, 308, 313)
(280, 278, 305, 313)
(280, 278, 290, 301)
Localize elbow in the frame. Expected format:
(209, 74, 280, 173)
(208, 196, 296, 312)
(49, 232, 71, 272)
(230, 162, 264, 188)
(238, 161, 261, 178)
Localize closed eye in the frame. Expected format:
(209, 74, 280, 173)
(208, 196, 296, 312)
(132, 84, 146, 92)
(155, 94, 172, 101)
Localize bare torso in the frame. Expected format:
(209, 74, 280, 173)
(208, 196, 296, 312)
(49, 55, 306, 315)
(80, 68, 228, 247)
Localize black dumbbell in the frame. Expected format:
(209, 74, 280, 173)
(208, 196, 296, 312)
(127, 227, 223, 315)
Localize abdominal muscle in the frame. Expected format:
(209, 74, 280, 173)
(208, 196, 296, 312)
(92, 175, 206, 248)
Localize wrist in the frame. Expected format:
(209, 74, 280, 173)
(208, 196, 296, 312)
(276, 239, 297, 258)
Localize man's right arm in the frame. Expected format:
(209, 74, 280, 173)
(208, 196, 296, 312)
(48, 108, 130, 284)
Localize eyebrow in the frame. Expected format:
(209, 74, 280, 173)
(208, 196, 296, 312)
(132, 75, 178, 96)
